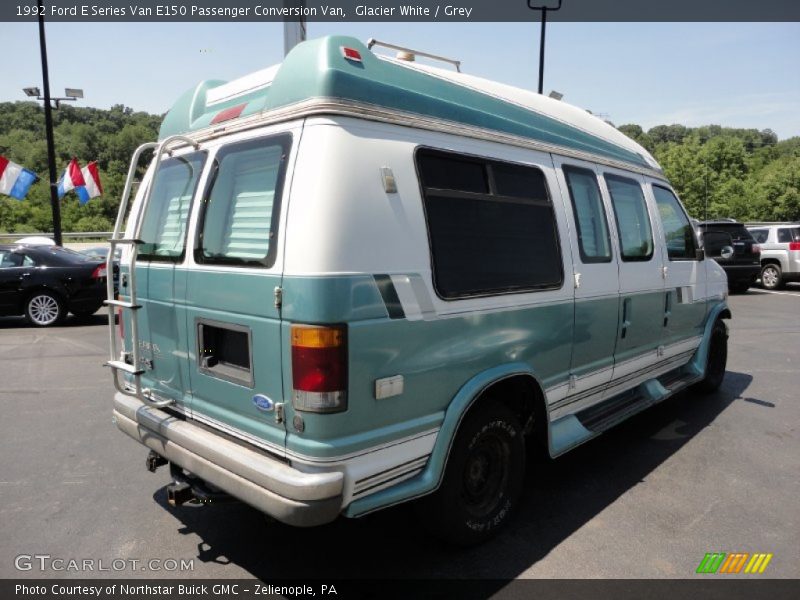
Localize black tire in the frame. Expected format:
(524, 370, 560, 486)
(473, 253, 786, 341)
(71, 304, 102, 318)
(729, 282, 750, 294)
(760, 263, 783, 290)
(419, 403, 525, 546)
(25, 290, 65, 327)
(697, 319, 727, 393)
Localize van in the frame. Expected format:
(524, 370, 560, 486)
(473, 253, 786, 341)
(106, 36, 731, 545)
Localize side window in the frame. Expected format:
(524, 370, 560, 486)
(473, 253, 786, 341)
(417, 148, 563, 298)
(605, 174, 654, 261)
(563, 166, 612, 263)
(749, 229, 768, 244)
(778, 228, 800, 243)
(652, 185, 697, 260)
(23, 255, 35, 267)
(197, 134, 291, 267)
(0, 251, 23, 268)
(138, 151, 206, 260)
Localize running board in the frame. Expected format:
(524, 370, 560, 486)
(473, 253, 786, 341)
(575, 366, 702, 434)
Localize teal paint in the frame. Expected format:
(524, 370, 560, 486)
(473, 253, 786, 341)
(548, 414, 597, 457)
(344, 362, 542, 517)
(159, 36, 652, 171)
(281, 296, 573, 457)
(572, 295, 619, 378)
(686, 301, 730, 378)
(281, 275, 388, 323)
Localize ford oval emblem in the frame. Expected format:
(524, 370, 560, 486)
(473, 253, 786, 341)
(252, 394, 274, 412)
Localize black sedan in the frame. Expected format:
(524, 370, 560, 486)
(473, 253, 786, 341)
(0, 244, 111, 326)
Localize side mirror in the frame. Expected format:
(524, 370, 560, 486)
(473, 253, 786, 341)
(720, 246, 734, 260)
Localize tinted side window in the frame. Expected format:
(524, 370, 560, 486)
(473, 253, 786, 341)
(417, 149, 563, 298)
(197, 135, 290, 267)
(749, 229, 768, 243)
(652, 185, 697, 260)
(138, 152, 206, 261)
(563, 166, 612, 263)
(778, 227, 800, 243)
(605, 174, 654, 261)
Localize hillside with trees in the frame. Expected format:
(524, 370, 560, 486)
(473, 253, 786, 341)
(618, 124, 799, 222)
(0, 102, 161, 234)
(0, 101, 798, 234)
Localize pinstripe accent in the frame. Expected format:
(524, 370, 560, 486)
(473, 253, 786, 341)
(373, 274, 405, 319)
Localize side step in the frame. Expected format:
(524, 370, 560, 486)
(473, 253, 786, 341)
(577, 367, 701, 433)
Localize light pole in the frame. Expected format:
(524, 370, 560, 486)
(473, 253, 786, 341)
(23, 0, 84, 246)
(527, 0, 563, 94)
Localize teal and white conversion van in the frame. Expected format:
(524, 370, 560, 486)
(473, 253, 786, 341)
(106, 36, 731, 544)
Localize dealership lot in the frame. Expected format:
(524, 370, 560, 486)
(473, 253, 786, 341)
(0, 290, 798, 580)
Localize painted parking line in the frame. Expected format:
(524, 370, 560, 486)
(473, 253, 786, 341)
(747, 289, 800, 298)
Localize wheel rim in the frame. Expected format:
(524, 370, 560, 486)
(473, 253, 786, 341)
(29, 294, 60, 325)
(461, 432, 510, 517)
(762, 267, 778, 288)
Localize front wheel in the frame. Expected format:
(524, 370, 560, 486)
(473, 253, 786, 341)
(697, 319, 728, 393)
(25, 291, 65, 327)
(418, 403, 525, 546)
(760, 264, 783, 290)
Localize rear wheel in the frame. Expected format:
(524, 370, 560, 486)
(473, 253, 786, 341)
(697, 319, 727, 393)
(25, 291, 65, 327)
(760, 263, 783, 290)
(419, 403, 525, 546)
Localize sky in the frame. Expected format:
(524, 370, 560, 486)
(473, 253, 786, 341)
(1, 20, 799, 139)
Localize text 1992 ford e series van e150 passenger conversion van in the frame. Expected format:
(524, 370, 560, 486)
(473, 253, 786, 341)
(105, 36, 731, 545)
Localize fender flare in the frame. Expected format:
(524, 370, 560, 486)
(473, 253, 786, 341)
(344, 362, 544, 518)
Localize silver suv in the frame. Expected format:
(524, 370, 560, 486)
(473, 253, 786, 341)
(746, 223, 800, 289)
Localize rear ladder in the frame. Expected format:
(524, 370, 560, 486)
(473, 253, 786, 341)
(104, 135, 199, 408)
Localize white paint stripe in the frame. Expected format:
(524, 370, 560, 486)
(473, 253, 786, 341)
(748, 289, 800, 298)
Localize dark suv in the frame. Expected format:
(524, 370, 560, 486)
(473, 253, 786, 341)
(696, 219, 761, 293)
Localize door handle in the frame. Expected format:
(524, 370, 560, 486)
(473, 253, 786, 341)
(664, 291, 672, 328)
(621, 298, 631, 339)
(20, 272, 31, 279)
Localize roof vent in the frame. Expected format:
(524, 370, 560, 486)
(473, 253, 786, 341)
(396, 51, 415, 62)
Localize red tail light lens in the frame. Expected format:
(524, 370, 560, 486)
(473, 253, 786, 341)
(751, 244, 760, 254)
(91, 264, 107, 279)
(789, 242, 800, 251)
(291, 324, 347, 413)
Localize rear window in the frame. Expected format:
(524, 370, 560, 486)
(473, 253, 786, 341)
(749, 229, 769, 243)
(699, 223, 753, 242)
(138, 151, 206, 261)
(197, 134, 291, 267)
(778, 227, 800, 243)
(416, 148, 563, 298)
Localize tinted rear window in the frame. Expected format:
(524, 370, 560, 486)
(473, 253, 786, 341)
(699, 223, 753, 242)
(778, 227, 800, 243)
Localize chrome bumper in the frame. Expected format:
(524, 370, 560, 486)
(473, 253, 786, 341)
(112, 393, 343, 527)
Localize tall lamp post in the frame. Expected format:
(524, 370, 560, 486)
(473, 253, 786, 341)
(23, 0, 83, 246)
(527, 0, 563, 94)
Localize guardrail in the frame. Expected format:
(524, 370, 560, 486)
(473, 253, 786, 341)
(0, 232, 112, 242)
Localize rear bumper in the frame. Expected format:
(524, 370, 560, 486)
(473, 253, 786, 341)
(722, 264, 760, 284)
(112, 393, 344, 526)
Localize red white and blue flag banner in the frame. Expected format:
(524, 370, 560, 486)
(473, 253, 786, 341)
(57, 157, 86, 199)
(79, 161, 103, 204)
(0, 155, 38, 200)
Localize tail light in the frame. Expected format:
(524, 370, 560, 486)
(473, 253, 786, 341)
(789, 242, 800, 251)
(91, 263, 107, 279)
(751, 244, 760, 254)
(291, 324, 347, 413)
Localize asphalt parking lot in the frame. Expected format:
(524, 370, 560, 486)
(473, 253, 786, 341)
(1, 288, 798, 581)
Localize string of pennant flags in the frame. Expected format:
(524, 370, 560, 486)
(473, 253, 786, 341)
(0, 155, 103, 205)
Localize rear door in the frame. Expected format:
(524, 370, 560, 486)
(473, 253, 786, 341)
(600, 169, 666, 387)
(132, 150, 207, 410)
(553, 158, 618, 401)
(182, 129, 295, 456)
